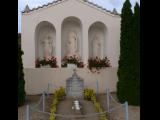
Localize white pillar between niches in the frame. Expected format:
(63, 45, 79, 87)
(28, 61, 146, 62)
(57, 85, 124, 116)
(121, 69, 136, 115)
(56, 24, 61, 67)
(82, 26, 88, 67)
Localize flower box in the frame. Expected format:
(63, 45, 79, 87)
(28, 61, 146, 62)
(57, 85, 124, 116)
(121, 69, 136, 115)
(88, 57, 111, 71)
(35, 56, 58, 68)
(61, 55, 84, 68)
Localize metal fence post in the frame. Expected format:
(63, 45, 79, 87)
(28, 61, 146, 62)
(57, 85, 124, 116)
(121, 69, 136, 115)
(106, 88, 110, 113)
(125, 101, 129, 120)
(26, 105, 30, 120)
(42, 91, 45, 112)
(106, 88, 111, 120)
(47, 83, 50, 97)
(96, 80, 99, 95)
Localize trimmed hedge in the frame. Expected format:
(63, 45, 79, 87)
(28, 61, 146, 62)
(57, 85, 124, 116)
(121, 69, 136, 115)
(84, 88, 108, 120)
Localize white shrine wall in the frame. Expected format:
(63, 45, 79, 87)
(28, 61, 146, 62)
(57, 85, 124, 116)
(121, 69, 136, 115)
(24, 68, 118, 95)
(22, 0, 121, 94)
(22, 0, 121, 68)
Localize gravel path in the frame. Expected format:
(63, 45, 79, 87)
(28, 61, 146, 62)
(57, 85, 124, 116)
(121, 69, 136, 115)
(18, 94, 140, 120)
(56, 98, 99, 120)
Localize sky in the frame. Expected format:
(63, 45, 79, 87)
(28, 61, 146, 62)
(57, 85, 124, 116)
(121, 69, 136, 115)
(18, 0, 140, 33)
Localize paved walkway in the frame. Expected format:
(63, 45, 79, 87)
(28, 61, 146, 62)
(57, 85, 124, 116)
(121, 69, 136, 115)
(56, 98, 99, 120)
(97, 93, 140, 120)
(18, 94, 140, 120)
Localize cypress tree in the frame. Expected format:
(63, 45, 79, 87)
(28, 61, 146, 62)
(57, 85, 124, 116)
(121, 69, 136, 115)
(129, 2, 140, 105)
(18, 35, 26, 106)
(117, 0, 134, 104)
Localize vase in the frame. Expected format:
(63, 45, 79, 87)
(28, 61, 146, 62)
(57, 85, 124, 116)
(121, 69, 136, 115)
(67, 63, 77, 68)
(41, 65, 51, 68)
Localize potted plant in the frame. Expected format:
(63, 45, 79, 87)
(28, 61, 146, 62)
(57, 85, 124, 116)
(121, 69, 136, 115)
(35, 56, 58, 68)
(88, 57, 111, 72)
(61, 55, 84, 68)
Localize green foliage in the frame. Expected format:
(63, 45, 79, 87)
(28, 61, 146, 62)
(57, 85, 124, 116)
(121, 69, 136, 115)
(18, 34, 26, 106)
(129, 2, 140, 105)
(84, 88, 95, 101)
(54, 87, 66, 100)
(49, 87, 66, 120)
(117, 0, 140, 106)
(84, 88, 108, 120)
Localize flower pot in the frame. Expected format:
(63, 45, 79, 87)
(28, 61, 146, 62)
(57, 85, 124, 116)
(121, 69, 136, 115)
(67, 63, 77, 68)
(41, 65, 51, 68)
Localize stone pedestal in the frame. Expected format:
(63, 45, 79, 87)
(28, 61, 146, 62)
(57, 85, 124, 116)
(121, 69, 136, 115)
(66, 69, 84, 98)
(41, 65, 51, 68)
(67, 63, 77, 68)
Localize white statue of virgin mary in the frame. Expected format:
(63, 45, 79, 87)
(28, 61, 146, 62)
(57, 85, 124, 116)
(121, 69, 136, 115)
(66, 31, 78, 56)
(92, 34, 102, 58)
(41, 34, 53, 60)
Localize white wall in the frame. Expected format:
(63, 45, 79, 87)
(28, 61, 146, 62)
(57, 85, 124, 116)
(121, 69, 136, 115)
(22, 0, 121, 68)
(24, 68, 118, 95)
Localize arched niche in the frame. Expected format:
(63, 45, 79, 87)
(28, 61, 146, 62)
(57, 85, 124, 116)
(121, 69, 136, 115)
(61, 16, 82, 59)
(88, 22, 107, 58)
(35, 21, 56, 60)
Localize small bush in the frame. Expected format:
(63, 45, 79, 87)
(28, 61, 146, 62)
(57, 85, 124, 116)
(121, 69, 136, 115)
(84, 88, 108, 120)
(49, 87, 66, 120)
(84, 88, 95, 100)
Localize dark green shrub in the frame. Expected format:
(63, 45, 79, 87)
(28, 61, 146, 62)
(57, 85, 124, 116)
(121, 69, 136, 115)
(117, 0, 140, 106)
(18, 35, 26, 106)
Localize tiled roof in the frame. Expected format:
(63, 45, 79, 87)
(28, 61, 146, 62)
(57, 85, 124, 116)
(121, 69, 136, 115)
(22, 0, 120, 16)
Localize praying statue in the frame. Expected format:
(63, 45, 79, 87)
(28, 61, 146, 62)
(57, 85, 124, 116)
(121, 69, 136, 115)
(41, 34, 53, 60)
(92, 34, 102, 58)
(66, 31, 78, 56)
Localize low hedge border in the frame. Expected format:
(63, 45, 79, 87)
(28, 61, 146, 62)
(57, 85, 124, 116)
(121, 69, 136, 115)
(49, 87, 65, 120)
(84, 88, 108, 120)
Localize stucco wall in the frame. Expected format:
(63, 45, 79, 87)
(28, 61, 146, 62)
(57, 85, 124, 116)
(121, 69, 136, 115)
(22, 0, 121, 68)
(24, 68, 118, 95)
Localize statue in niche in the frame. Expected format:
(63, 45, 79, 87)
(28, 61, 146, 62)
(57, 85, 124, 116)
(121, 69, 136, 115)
(41, 34, 53, 60)
(66, 31, 79, 57)
(92, 33, 102, 58)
